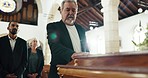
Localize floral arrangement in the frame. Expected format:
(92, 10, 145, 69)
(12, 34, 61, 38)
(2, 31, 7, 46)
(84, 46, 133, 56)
(132, 24, 148, 50)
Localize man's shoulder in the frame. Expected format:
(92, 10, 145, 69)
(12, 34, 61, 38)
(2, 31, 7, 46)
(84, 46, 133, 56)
(0, 35, 8, 40)
(17, 37, 26, 42)
(47, 21, 61, 26)
(46, 20, 64, 30)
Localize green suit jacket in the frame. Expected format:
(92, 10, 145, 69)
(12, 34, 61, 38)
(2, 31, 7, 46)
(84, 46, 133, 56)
(47, 20, 89, 65)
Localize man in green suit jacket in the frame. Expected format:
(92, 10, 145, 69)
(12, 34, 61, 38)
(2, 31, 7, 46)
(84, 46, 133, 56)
(46, 0, 89, 78)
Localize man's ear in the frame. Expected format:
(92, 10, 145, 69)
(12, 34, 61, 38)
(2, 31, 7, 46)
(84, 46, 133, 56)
(58, 7, 61, 14)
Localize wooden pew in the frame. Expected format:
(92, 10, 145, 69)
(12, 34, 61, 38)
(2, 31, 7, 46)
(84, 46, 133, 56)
(57, 51, 148, 78)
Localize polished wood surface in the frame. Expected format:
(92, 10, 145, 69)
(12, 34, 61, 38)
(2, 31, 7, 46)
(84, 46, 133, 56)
(57, 51, 148, 78)
(57, 66, 148, 78)
(68, 51, 148, 67)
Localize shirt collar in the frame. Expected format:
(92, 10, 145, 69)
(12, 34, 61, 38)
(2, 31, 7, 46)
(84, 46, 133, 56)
(8, 35, 17, 40)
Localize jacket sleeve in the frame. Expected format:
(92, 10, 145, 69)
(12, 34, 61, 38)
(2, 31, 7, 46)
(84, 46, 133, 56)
(0, 38, 9, 77)
(15, 41, 28, 77)
(0, 58, 9, 77)
(37, 50, 44, 76)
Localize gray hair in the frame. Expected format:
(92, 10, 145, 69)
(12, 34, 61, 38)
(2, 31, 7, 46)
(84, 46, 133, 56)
(60, 0, 78, 10)
(28, 38, 40, 48)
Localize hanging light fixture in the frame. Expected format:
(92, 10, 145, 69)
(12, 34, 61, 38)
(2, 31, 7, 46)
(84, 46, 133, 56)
(89, 21, 99, 30)
(0, 0, 16, 13)
(138, 8, 143, 13)
(138, 0, 148, 14)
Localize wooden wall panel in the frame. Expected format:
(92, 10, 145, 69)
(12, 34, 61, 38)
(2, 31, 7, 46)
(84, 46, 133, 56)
(0, 0, 38, 25)
(3, 16, 6, 21)
(27, 4, 33, 21)
(10, 16, 13, 21)
(14, 15, 17, 21)
(17, 13, 21, 22)
(22, 7, 27, 21)
(34, 9, 37, 22)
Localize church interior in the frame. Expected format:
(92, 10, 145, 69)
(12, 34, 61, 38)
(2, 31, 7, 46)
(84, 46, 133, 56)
(1, 0, 148, 78)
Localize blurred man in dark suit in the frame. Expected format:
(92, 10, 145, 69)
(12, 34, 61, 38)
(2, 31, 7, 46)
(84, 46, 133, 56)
(0, 21, 28, 78)
(47, 0, 89, 78)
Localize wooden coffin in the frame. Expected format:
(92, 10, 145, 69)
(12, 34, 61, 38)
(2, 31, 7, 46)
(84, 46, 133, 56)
(57, 51, 148, 78)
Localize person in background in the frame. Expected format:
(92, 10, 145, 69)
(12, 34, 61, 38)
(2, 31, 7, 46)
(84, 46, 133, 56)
(0, 21, 28, 78)
(23, 38, 44, 78)
(46, 0, 89, 78)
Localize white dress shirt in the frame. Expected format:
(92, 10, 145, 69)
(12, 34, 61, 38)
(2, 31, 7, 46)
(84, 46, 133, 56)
(8, 35, 17, 51)
(66, 25, 82, 52)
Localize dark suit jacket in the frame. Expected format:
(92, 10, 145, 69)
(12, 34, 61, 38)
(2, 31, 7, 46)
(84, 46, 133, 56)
(0, 35, 28, 78)
(47, 20, 89, 78)
(23, 48, 44, 78)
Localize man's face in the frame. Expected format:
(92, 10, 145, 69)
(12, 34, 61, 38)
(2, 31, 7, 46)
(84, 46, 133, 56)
(61, 2, 78, 26)
(7, 22, 19, 35)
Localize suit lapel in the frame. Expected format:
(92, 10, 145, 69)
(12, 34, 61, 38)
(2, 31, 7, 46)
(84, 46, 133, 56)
(13, 38, 20, 53)
(5, 36, 13, 53)
(75, 24, 82, 40)
(75, 24, 86, 52)
(59, 20, 74, 50)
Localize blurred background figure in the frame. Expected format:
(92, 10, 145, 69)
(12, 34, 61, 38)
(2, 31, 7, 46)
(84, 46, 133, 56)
(46, 0, 89, 78)
(0, 21, 28, 78)
(24, 38, 44, 78)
